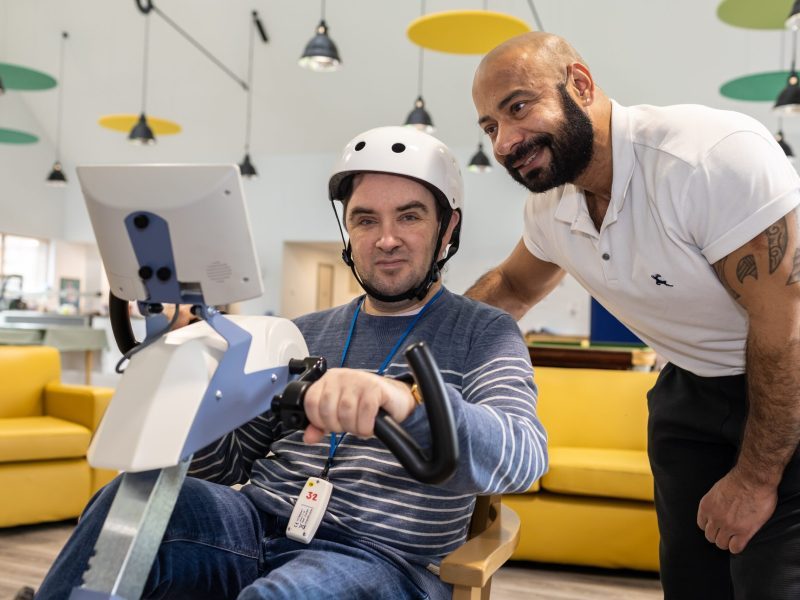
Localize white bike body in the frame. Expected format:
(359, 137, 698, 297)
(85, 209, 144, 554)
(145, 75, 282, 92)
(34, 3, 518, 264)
(88, 315, 308, 472)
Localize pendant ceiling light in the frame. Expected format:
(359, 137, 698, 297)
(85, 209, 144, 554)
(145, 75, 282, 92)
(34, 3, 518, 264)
(239, 11, 269, 180)
(130, 14, 156, 144)
(776, 129, 795, 158)
(468, 141, 492, 173)
(299, 0, 341, 72)
(405, 97, 434, 134)
(46, 31, 69, 187)
(775, 28, 800, 115)
(775, 117, 795, 162)
(105, 1, 278, 147)
(405, 0, 434, 134)
(99, 114, 180, 136)
(0, 76, 4, 96)
(788, 0, 800, 30)
(239, 153, 258, 179)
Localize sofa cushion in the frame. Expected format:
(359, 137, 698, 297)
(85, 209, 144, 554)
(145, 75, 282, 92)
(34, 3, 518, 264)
(541, 446, 654, 502)
(0, 416, 91, 462)
(0, 459, 91, 527)
(503, 492, 660, 571)
(534, 367, 657, 451)
(0, 346, 61, 417)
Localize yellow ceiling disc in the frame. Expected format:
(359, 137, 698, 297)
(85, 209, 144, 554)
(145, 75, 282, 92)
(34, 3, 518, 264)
(98, 114, 182, 135)
(407, 10, 531, 55)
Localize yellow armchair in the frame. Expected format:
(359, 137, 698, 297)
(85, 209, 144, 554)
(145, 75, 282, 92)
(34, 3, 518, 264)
(503, 366, 661, 572)
(0, 346, 115, 528)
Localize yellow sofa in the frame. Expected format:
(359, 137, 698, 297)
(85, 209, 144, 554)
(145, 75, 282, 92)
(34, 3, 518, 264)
(0, 345, 116, 528)
(504, 366, 661, 572)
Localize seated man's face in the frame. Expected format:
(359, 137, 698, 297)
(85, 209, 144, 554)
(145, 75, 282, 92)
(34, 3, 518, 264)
(344, 173, 441, 298)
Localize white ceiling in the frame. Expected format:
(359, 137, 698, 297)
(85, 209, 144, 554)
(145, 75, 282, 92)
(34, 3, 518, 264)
(1, 0, 797, 168)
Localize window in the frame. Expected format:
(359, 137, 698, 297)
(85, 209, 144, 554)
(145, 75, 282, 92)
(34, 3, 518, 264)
(0, 234, 50, 306)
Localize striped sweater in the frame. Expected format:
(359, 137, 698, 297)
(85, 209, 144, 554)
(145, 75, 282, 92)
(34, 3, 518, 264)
(189, 287, 547, 563)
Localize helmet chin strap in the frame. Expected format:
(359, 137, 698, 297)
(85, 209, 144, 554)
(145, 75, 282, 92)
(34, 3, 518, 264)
(342, 212, 453, 304)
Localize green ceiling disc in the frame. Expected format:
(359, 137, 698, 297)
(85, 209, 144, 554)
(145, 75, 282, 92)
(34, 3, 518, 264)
(0, 63, 57, 91)
(720, 71, 790, 101)
(717, 0, 793, 30)
(0, 128, 39, 144)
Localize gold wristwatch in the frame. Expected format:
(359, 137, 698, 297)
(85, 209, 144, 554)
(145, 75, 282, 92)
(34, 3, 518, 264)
(410, 383, 424, 405)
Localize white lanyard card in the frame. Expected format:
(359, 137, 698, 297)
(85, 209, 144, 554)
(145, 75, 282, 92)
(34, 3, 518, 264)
(286, 477, 334, 544)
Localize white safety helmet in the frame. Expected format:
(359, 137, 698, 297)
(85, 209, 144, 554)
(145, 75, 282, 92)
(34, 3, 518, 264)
(328, 126, 464, 302)
(329, 126, 463, 212)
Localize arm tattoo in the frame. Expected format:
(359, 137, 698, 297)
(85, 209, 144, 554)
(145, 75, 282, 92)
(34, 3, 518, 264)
(714, 257, 740, 299)
(766, 217, 788, 274)
(788, 249, 800, 285)
(736, 255, 758, 283)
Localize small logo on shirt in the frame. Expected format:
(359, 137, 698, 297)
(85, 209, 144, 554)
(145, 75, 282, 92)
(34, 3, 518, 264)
(651, 274, 674, 287)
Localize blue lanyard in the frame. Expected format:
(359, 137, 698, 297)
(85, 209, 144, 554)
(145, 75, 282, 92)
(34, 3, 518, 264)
(325, 287, 444, 468)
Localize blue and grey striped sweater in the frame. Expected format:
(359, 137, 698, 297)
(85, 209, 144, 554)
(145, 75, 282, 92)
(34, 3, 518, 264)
(189, 287, 547, 563)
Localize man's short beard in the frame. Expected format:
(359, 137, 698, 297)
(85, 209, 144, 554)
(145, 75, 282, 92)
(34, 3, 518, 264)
(504, 83, 594, 193)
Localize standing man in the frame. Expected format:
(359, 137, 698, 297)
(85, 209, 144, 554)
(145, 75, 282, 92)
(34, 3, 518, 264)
(468, 31, 800, 599)
(36, 126, 546, 599)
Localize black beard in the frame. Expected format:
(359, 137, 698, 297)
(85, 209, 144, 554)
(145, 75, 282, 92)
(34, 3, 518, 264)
(504, 83, 594, 193)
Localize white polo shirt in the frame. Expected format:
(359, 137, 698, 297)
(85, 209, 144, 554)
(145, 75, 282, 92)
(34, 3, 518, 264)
(523, 101, 800, 377)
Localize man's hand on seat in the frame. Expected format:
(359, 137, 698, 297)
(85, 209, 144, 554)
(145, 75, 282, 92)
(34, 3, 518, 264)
(302, 369, 416, 444)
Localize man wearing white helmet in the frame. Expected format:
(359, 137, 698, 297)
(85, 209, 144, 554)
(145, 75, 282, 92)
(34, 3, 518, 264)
(37, 126, 547, 600)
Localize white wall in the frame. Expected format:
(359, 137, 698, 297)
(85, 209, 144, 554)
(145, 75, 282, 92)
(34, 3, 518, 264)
(0, 94, 67, 240)
(18, 143, 592, 334)
(446, 148, 590, 336)
(281, 242, 361, 319)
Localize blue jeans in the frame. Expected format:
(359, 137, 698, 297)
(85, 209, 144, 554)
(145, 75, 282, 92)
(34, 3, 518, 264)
(37, 476, 449, 599)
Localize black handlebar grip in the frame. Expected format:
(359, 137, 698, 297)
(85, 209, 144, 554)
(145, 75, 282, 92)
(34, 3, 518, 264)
(272, 357, 328, 430)
(109, 291, 138, 354)
(271, 344, 459, 484)
(373, 341, 459, 484)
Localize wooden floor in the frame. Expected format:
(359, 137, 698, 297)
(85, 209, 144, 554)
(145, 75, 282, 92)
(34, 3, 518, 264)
(0, 521, 663, 599)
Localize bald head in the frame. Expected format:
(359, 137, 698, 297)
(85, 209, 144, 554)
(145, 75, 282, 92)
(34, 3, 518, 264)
(475, 32, 587, 91)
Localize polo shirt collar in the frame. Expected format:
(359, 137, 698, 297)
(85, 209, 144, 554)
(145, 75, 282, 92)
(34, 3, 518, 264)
(553, 99, 636, 233)
(609, 99, 635, 215)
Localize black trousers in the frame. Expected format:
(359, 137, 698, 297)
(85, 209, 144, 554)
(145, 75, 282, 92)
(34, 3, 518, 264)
(648, 364, 800, 599)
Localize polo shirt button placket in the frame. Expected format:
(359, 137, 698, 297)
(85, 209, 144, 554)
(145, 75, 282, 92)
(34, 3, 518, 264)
(599, 247, 618, 285)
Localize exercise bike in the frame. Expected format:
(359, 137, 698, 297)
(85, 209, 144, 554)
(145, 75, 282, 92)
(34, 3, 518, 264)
(69, 164, 459, 600)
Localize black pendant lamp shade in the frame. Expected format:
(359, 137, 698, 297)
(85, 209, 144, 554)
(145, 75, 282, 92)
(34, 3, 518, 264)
(300, 1, 341, 72)
(775, 71, 800, 115)
(405, 96, 434, 134)
(776, 130, 795, 157)
(776, 29, 800, 115)
(46, 161, 67, 186)
(468, 142, 492, 173)
(788, 0, 800, 30)
(299, 20, 341, 71)
(0, 75, 5, 96)
(239, 153, 258, 178)
(129, 112, 156, 145)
